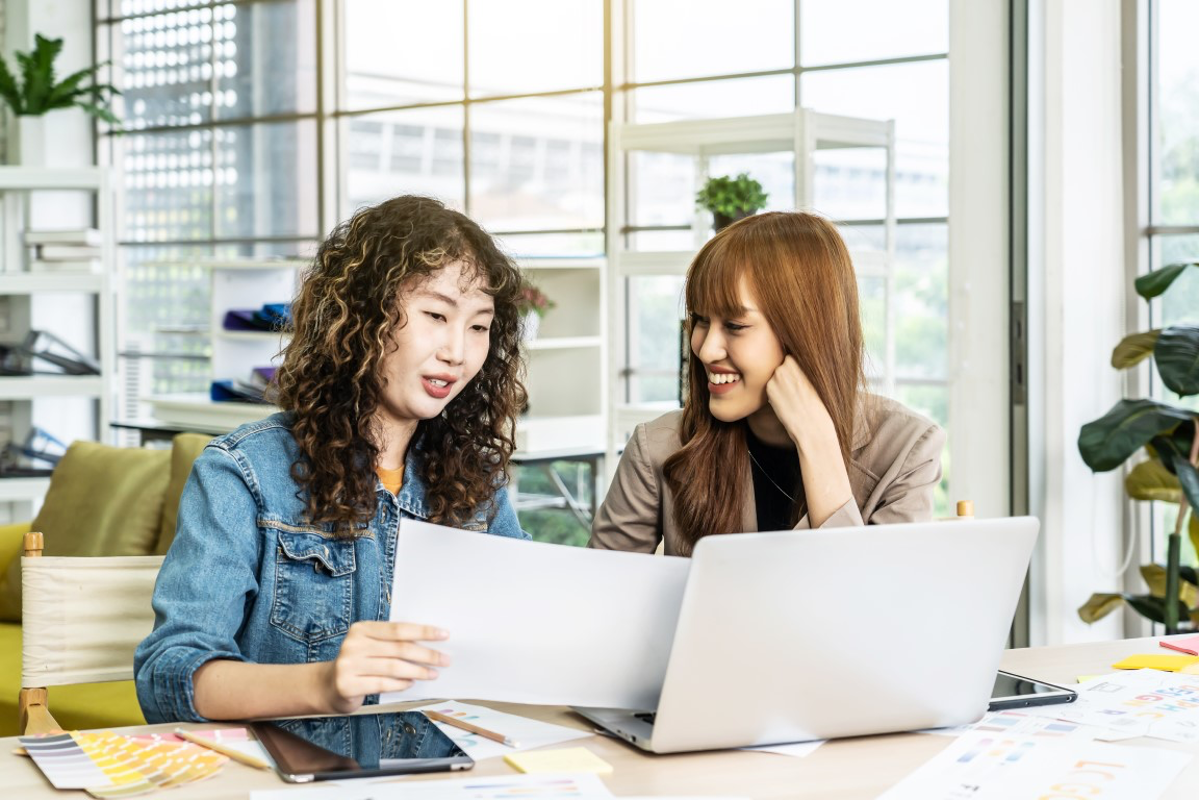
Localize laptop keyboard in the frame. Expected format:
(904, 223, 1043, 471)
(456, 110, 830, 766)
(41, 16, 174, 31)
(634, 712, 656, 726)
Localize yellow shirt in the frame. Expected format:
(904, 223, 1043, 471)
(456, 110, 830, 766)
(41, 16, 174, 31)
(376, 465, 404, 495)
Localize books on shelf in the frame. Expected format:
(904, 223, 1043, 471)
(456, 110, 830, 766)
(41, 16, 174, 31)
(23, 228, 102, 246)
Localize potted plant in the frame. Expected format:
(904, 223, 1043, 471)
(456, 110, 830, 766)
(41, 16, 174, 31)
(517, 281, 555, 341)
(1077, 261, 1199, 634)
(0, 34, 121, 163)
(696, 173, 768, 231)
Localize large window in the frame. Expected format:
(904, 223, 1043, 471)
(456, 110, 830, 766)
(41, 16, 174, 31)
(99, 0, 953, 531)
(1145, 0, 1199, 576)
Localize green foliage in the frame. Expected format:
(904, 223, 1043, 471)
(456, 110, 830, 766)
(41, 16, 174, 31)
(695, 173, 768, 218)
(0, 34, 121, 124)
(1078, 261, 1199, 632)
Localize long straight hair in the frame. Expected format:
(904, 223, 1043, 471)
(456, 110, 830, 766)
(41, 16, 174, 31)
(663, 211, 864, 553)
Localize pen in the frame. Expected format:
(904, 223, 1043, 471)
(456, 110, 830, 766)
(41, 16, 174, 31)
(423, 710, 521, 747)
(173, 727, 272, 770)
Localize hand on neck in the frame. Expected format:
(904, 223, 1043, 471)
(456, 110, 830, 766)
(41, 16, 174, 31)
(746, 407, 794, 448)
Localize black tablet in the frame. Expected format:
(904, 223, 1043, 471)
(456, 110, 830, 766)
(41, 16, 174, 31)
(988, 670, 1078, 711)
(252, 711, 473, 783)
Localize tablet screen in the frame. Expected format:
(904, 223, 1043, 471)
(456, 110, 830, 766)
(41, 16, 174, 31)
(252, 711, 473, 782)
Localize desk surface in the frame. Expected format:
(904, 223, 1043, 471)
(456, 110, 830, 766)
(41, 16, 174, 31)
(2, 637, 1195, 799)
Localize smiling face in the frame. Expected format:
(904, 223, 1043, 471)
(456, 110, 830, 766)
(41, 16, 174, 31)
(690, 274, 786, 423)
(374, 259, 495, 439)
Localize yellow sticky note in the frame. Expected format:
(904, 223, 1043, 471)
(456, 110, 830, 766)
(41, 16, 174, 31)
(504, 747, 613, 775)
(1111, 653, 1200, 672)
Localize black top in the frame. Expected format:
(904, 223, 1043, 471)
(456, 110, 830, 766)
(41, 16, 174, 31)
(746, 426, 803, 531)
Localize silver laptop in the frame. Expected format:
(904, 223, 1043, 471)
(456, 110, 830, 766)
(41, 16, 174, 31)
(574, 517, 1039, 753)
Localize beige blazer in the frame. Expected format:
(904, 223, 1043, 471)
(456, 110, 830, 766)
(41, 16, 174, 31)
(589, 394, 946, 556)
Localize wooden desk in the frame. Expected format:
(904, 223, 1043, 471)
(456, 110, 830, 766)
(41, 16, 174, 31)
(2, 637, 1194, 799)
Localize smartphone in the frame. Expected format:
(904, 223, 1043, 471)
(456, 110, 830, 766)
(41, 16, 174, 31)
(988, 670, 1078, 711)
(252, 711, 473, 783)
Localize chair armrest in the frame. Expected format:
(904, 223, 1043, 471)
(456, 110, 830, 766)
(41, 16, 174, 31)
(0, 521, 31, 575)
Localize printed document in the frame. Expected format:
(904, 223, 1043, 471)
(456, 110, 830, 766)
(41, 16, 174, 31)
(381, 520, 689, 708)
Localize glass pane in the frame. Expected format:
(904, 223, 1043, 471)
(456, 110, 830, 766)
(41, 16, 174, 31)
(839, 223, 885, 251)
(802, 60, 949, 218)
(894, 223, 948, 381)
(118, 8, 218, 128)
(115, 0, 212, 14)
(629, 152, 696, 229)
(896, 383, 950, 518)
(800, 0, 948, 66)
(216, 0, 317, 118)
(811, 146, 888, 221)
(1154, 233, 1199, 330)
(631, 74, 794, 123)
(858, 275, 886, 380)
(469, 0, 602, 97)
(1154, 0, 1199, 225)
(213, 121, 319, 239)
(469, 94, 604, 232)
(343, 0, 464, 110)
(342, 107, 465, 214)
(119, 128, 215, 242)
(627, 275, 686, 404)
(632, 0, 793, 83)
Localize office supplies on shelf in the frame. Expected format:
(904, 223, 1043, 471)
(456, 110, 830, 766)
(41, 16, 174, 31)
(211, 366, 278, 404)
(414, 701, 591, 761)
(222, 302, 292, 332)
(424, 709, 520, 747)
(0, 329, 101, 376)
(0, 426, 67, 478)
(1160, 635, 1199, 656)
(174, 727, 271, 770)
(503, 747, 613, 775)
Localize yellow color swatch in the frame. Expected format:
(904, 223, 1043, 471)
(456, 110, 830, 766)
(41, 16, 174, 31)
(1111, 653, 1200, 672)
(504, 747, 613, 775)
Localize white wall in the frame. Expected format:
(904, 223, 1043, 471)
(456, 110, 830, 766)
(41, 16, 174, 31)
(1027, 0, 1128, 645)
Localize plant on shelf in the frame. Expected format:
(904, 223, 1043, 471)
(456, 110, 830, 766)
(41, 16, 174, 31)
(1077, 260, 1199, 634)
(696, 173, 769, 231)
(0, 34, 121, 124)
(517, 281, 555, 341)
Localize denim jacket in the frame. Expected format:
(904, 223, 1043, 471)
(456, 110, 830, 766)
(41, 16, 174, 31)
(135, 412, 527, 759)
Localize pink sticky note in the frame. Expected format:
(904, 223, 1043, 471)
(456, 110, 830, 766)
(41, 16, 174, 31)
(1160, 635, 1199, 656)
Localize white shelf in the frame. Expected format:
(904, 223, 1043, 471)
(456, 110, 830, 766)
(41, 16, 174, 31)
(526, 336, 602, 351)
(0, 375, 105, 398)
(517, 257, 605, 271)
(215, 330, 289, 342)
(144, 258, 308, 272)
(615, 251, 692, 277)
(0, 476, 51, 502)
(0, 166, 105, 191)
(0, 273, 104, 293)
(613, 110, 892, 155)
(144, 393, 278, 432)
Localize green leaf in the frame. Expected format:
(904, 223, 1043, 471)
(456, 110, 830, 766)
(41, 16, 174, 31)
(0, 53, 23, 114)
(1077, 593, 1124, 624)
(1154, 324, 1199, 396)
(1190, 511, 1198, 559)
(1142, 564, 1168, 597)
(1111, 330, 1159, 369)
(1124, 594, 1190, 625)
(1124, 457, 1182, 502)
(1136, 262, 1199, 299)
(17, 34, 63, 115)
(1181, 565, 1198, 587)
(1151, 427, 1199, 511)
(1078, 399, 1195, 472)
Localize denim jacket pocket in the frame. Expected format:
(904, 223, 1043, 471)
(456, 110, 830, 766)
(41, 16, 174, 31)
(269, 525, 357, 644)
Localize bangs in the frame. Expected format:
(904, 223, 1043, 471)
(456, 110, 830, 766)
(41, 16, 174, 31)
(685, 238, 753, 318)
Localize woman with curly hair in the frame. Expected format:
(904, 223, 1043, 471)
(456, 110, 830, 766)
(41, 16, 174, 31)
(590, 211, 945, 556)
(136, 196, 528, 732)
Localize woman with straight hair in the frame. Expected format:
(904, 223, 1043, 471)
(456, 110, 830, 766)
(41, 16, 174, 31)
(136, 196, 529, 739)
(590, 211, 945, 556)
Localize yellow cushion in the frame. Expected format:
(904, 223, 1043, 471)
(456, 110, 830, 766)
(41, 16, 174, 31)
(155, 433, 214, 555)
(0, 441, 171, 621)
(0, 623, 144, 737)
(0, 522, 30, 578)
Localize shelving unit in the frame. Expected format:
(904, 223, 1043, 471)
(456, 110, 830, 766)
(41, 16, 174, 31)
(605, 108, 896, 465)
(141, 259, 302, 432)
(0, 166, 115, 518)
(515, 256, 606, 453)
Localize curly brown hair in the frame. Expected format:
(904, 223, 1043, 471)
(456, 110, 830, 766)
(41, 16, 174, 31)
(275, 195, 527, 535)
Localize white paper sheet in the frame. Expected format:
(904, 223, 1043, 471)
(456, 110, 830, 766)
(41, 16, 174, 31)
(740, 740, 825, 757)
(877, 731, 1192, 800)
(251, 772, 613, 799)
(411, 701, 592, 761)
(381, 520, 690, 708)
